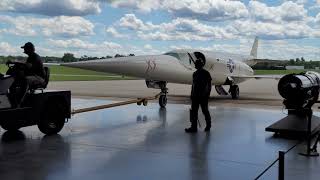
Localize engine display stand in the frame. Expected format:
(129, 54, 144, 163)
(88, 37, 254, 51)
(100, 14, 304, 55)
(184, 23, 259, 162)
(265, 110, 320, 138)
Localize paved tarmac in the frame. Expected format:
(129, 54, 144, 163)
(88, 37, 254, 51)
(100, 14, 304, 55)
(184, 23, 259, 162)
(1, 98, 320, 180)
(48, 79, 283, 109)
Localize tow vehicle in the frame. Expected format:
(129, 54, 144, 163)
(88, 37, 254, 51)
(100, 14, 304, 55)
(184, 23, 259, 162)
(0, 62, 71, 135)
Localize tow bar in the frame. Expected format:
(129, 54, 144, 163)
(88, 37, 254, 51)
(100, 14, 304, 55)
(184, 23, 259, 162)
(72, 93, 161, 115)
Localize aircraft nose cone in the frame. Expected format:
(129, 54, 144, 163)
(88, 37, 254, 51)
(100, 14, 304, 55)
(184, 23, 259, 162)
(62, 54, 192, 84)
(62, 55, 166, 78)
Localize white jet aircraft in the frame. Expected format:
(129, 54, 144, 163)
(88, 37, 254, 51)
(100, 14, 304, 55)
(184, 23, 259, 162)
(65, 37, 269, 107)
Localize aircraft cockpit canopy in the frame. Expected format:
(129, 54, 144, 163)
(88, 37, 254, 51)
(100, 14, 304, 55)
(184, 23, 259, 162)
(164, 50, 206, 67)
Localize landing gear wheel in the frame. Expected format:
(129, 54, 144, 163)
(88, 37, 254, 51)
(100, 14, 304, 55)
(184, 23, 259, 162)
(38, 100, 65, 135)
(230, 85, 239, 99)
(143, 100, 148, 106)
(159, 95, 167, 108)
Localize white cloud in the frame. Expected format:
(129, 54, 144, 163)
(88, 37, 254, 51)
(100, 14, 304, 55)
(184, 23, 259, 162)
(47, 38, 125, 57)
(140, 44, 161, 54)
(316, 13, 320, 24)
(169, 45, 192, 50)
(162, 0, 249, 21)
(112, 14, 235, 41)
(229, 1, 320, 40)
(0, 0, 101, 16)
(0, 15, 95, 37)
(231, 19, 316, 39)
(108, 0, 161, 12)
(144, 44, 152, 49)
(111, 8, 320, 41)
(118, 14, 156, 31)
(126, 44, 163, 55)
(249, 1, 308, 23)
(0, 42, 18, 56)
(310, 5, 320, 10)
(0, 1, 318, 60)
(285, 0, 308, 5)
(309, 0, 320, 10)
(47, 38, 164, 56)
(106, 27, 127, 38)
(259, 41, 320, 60)
(48, 38, 121, 50)
(108, 0, 248, 21)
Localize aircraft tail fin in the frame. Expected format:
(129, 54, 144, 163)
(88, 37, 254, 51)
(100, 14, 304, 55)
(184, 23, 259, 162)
(250, 36, 258, 58)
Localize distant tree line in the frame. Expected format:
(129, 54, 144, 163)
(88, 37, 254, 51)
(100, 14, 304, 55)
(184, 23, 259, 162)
(0, 55, 25, 63)
(0, 53, 136, 63)
(252, 57, 320, 70)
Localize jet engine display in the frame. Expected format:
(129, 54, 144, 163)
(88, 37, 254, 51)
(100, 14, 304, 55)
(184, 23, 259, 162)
(278, 71, 320, 109)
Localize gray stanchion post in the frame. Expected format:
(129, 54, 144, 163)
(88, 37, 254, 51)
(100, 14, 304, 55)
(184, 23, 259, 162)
(278, 151, 285, 180)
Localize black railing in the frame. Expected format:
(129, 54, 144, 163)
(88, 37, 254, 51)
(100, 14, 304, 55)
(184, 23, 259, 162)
(254, 140, 303, 180)
(255, 109, 319, 179)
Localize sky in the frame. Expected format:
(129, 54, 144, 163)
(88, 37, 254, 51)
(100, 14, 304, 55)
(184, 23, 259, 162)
(0, 0, 319, 60)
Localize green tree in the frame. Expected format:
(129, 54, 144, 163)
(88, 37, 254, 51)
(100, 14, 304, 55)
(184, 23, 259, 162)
(62, 53, 77, 62)
(115, 54, 125, 58)
(289, 59, 295, 65)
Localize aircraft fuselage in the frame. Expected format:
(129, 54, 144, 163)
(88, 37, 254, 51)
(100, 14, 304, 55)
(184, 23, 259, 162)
(65, 49, 254, 86)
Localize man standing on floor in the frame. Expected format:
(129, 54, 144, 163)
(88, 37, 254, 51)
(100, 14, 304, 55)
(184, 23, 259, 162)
(185, 55, 212, 133)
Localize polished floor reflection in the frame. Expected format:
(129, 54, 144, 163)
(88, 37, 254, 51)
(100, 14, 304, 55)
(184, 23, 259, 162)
(1, 98, 320, 180)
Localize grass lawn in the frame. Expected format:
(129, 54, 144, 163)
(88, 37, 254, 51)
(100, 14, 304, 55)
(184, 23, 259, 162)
(0, 64, 8, 73)
(0, 64, 134, 81)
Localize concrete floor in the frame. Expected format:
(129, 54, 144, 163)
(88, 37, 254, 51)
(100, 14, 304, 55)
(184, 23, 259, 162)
(1, 98, 320, 180)
(48, 79, 283, 108)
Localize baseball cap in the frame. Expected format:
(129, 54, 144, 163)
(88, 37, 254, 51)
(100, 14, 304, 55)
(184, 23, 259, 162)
(21, 42, 34, 49)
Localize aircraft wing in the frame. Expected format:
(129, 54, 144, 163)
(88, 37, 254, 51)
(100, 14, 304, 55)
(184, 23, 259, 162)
(231, 74, 283, 80)
(245, 58, 288, 67)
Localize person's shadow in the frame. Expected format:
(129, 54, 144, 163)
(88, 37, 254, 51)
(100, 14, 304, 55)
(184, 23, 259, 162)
(188, 133, 211, 180)
(0, 131, 71, 180)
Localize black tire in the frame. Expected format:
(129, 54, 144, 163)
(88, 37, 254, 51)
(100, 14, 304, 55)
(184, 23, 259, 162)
(38, 100, 66, 135)
(143, 100, 148, 106)
(159, 95, 167, 108)
(1, 130, 25, 142)
(1, 122, 20, 131)
(230, 85, 239, 99)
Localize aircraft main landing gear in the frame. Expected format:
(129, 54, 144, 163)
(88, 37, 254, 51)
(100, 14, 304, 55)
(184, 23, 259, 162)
(159, 87, 168, 108)
(229, 85, 239, 99)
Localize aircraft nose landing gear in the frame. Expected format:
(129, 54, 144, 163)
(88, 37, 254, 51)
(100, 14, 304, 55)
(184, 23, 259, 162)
(159, 87, 168, 108)
(145, 80, 168, 108)
(229, 85, 239, 99)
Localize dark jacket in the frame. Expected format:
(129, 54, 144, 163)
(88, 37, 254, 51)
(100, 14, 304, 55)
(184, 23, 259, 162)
(26, 52, 45, 78)
(191, 68, 212, 99)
